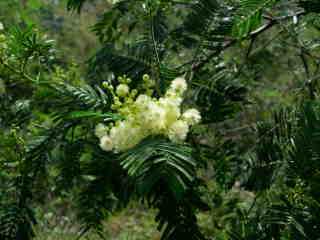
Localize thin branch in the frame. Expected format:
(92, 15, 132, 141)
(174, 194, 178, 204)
(171, 1, 193, 6)
(300, 51, 310, 79)
(276, 13, 317, 99)
(192, 10, 307, 72)
(150, 10, 162, 96)
(246, 36, 256, 59)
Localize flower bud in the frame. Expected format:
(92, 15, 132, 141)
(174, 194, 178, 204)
(102, 81, 109, 89)
(182, 108, 201, 126)
(116, 84, 130, 97)
(143, 74, 150, 82)
(130, 89, 138, 97)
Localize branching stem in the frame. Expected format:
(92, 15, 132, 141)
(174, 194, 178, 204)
(0, 57, 36, 83)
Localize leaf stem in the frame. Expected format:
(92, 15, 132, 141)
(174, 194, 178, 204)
(150, 8, 162, 96)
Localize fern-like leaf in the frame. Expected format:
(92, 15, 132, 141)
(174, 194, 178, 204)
(88, 43, 153, 83)
(120, 137, 207, 240)
(0, 204, 36, 240)
(45, 82, 110, 114)
(120, 137, 196, 200)
(232, 0, 279, 38)
(299, 0, 320, 13)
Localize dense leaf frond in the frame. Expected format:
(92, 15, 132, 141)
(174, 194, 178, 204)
(88, 43, 153, 82)
(121, 137, 207, 239)
(298, 0, 320, 13)
(0, 204, 36, 240)
(192, 67, 247, 123)
(121, 137, 196, 199)
(45, 82, 110, 113)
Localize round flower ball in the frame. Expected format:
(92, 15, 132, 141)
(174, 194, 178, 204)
(170, 77, 187, 95)
(116, 84, 130, 97)
(100, 135, 113, 151)
(168, 120, 189, 143)
(182, 108, 201, 126)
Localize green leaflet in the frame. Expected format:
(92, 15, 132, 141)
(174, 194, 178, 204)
(232, 0, 279, 39)
(120, 137, 196, 200)
(66, 111, 123, 121)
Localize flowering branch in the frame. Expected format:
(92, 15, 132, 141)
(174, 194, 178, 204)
(96, 75, 201, 153)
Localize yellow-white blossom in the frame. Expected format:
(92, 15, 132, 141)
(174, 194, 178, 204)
(168, 77, 187, 96)
(182, 108, 201, 126)
(100, 135, 113, 152)
(168, 120, 189, 143)
(96, 75, 201, 152)
(146, 101, 166, 132)
(95, 123, 108, 138)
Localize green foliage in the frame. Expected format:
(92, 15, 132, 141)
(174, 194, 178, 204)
(47, 82, 110, 112)
(121, 138, 196, 199)
(67, 0, 88, 13)
(232, 101, 320, 239)
(232, 0, 279, 38)
(0, 204, 36, 240)
(299, 0, 320, 13)
(8, 26, 54, 62)
(1, 0, 320, 239)
(192, 65, 247, 123)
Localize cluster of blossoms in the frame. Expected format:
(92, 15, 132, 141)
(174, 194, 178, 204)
(95, 75, 201, 153)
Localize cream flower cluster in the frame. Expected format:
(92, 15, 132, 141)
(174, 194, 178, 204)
(96, 75, 201, 153)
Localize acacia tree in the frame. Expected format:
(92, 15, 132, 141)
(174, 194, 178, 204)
(0, 0, 320, 239)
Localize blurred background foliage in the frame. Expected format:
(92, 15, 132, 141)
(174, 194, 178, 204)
(0, 0, 105, 66)
(1, 0, 320, 240)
